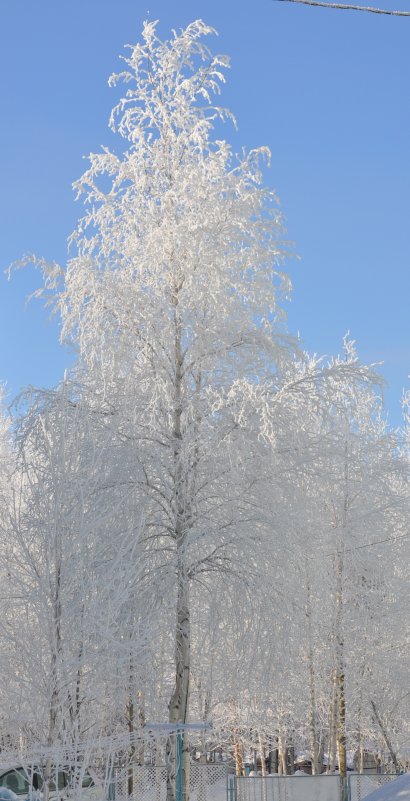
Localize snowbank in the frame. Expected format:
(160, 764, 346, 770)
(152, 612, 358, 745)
(358, 774, 410, 801)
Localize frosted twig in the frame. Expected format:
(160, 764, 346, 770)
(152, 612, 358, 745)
(274, 0, 410, 14)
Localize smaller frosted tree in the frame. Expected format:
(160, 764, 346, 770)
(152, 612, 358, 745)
(0, 381, 151, 795)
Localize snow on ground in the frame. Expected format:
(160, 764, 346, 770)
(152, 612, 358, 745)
(357, 775, 410, 801)
(205, 778, 228, 801)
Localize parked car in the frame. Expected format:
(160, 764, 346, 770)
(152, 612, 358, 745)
(0, 790, 18, 801)
(0, 767, 106, 801)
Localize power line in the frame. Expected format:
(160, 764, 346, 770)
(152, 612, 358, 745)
(299, 530, 410, 560)
(274, 0, 410, 14)
(327, 530, 410, 555)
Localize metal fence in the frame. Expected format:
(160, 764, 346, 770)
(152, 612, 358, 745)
(349, 773, 401, 801)
(234, 773, 402, 801)
(235, 774, 340, 801)
(112, 762, 227, 801)
(99, 766, 405, 801)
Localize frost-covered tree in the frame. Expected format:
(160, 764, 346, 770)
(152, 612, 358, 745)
(29, 19, 298, 798)
(0, 381, 152, 797)
(13, 16, 410, 792)
(286, 357, 406, 776)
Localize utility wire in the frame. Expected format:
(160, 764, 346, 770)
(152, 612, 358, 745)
(325, 530, 410, 555)
(274, 0, 410, 14)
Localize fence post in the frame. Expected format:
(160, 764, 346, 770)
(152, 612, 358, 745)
(341, 775, 351, 801)
(176, 732, 183, 801)
(227, 774, 235, 801)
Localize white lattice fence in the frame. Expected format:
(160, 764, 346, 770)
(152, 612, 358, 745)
(113, 766, 166, 801)
(191, 764, 227, 801)
(113, 763, 227, 801)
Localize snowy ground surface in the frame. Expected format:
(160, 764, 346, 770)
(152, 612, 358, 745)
(357, 775, 410, 801)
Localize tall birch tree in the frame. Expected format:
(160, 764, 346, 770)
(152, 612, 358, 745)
(30, 19, 296, 799)
(17, 17, 409, 789)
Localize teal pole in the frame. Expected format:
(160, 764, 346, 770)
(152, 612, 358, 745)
(176, 731, 183, 801)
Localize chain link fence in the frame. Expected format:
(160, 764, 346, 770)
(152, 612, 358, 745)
(235, 774, 340, 801)
(235, 773, 403, 801)
(349, 773, 401, 801)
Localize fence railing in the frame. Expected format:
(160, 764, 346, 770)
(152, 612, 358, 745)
(235, 774, 340, 801)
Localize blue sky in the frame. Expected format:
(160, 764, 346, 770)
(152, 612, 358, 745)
(1, 0, 409, 425)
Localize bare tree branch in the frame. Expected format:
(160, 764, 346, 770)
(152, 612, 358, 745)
(274, 0, 410, 14)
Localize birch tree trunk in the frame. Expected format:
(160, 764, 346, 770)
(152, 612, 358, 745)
(44, 546, 63, 801)
(167, 561, 191, 801)
(335, 548, 346, 780)
(126, 657, 146, 796)
(259, 735, 266, 778)
(328, 669, 338, 773)
(166, 281, 191, 801)
(127, 690, 135, 799)
(356, 686, 364, 774)
(136, 690, 146, 766)
(370, 700, 399, 772)
(335, 445, 349, 781)
(306, 576, 320, 775)
(234, 736, 242, 777)
(278, 733, 287, 776)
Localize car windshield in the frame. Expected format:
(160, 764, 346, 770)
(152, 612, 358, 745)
(0, 770, 29, 795)
(0, 768, 68, 795)
(0, 767, 96, 796)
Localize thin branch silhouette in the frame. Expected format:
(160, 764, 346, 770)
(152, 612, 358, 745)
(275, 0, 410, 14)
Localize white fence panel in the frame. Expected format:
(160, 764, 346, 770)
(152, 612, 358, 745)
(113, 762, 227, 801)
(236, 775, 341, 801)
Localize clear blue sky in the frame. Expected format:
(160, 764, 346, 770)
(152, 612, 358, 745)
(1, 0, 409, 425)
